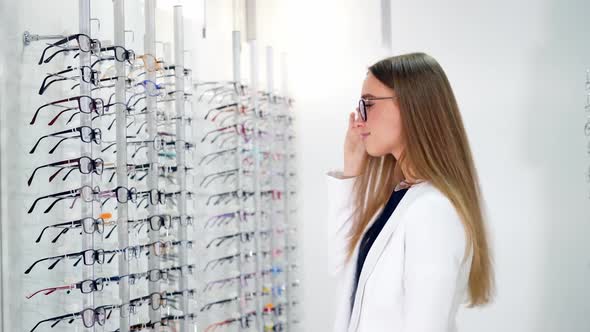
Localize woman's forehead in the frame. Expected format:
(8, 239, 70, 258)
(362, 72, 392, 95)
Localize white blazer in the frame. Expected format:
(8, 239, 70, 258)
(326, 170, 473, 332)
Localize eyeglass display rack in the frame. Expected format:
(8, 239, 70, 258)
(12, 0, 300, 332)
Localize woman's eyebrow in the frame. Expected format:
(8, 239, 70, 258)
(361, 93, 376, 98)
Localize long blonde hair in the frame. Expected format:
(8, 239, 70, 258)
(348, 53, 494, 306)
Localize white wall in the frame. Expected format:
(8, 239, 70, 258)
(284, 0, 590, 331)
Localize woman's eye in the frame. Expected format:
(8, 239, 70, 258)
(366, 103, 374, 108)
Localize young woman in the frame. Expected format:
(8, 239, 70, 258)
(326, 52, 494, 332)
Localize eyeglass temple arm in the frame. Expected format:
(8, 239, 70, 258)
(106, 251, 118, 264)
(27, 162, 59, 186)
(101, 142, 117, 153)
(39, 74, 70, 95)
(24, 253, 67, 274)
(204, 102, 237, 120)
(43, 193, 79, 214)
(211, 109, 234, 124)
(30, 126, 79, 153)
(136, 171, 149, 182)
(108, 171, 117, 183)
(26, 284, 75, 299)
(66, 110, 83, 125)
(48, 136, 78, 154)
(107, 117, 118, 130)
(128, 93, 144, 107)
(34, 158, 78, 183)
(37, 35, 74, 64)
(43, 43, 83, 64)
(28, 191, 60, 213)
(35, 220, 78, 243)
(30, 314, 69, 332)
(48, 107, 78, 126)
(31, 96, 82, 124)
(211, 130, 236, 145)
(201, 126, 228, 143)
(104, 223, 118, 239)
(50, 227, 71, 243)
(132, 144, 150, 158)
(52, 166, 76, 182)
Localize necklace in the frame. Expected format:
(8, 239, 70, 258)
(394, 178, 426, 192)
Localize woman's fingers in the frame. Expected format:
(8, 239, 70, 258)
(352, 110, 365, 129)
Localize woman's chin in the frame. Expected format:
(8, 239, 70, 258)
(365, 145, 388, 158)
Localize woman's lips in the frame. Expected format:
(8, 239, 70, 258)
(361, 132, 371, 139)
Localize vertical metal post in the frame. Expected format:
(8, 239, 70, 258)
(266, 47, 274, 93)
(145, 0, 160, 324)
(380, 0, 392, 51)
(266, 45, 279, 328)
(232, 0, 241, 84)
(246, 0, 263, 330)
(280, 51, 293, 332)
(173, 6, 189, 332)
(79, 2, 94, 329)
(232, 0, 246, 325)
(113, 0, 129, 331)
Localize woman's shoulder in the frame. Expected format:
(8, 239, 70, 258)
(407, 181, 456, 213)
(402, 181, 465, 240)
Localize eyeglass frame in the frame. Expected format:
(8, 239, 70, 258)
(357, 96, 397, 122)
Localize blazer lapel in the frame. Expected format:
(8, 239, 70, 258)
(347, 182, 431, 332)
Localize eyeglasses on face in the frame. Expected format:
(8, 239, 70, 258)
(357, 96, 397, 122)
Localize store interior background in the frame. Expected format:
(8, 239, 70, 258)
(1, 0, 590, 331)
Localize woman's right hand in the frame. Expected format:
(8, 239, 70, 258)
(343, 110, 368, 177)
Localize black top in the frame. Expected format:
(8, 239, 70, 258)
(350, 186, 409, 312)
